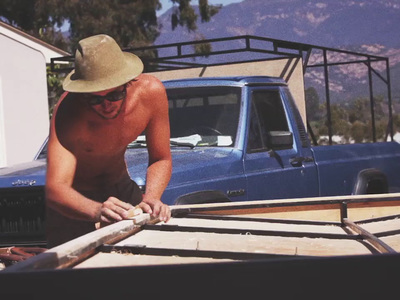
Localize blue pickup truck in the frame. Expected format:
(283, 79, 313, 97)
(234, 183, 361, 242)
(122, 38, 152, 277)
(1, 75, 400, 246)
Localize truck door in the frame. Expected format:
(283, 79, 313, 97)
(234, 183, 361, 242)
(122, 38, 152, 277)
(243, 87, 319, 200)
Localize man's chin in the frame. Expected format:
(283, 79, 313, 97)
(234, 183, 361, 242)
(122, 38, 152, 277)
(97, 110, 119, 119)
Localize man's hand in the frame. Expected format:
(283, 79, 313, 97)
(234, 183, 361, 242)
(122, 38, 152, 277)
(138, 199, 171, 222)
(99, 196, 135, 224)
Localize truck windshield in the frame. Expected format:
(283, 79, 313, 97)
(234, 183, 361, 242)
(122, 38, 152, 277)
(37, 86, 242, 159)
(166, 86, 241, 147)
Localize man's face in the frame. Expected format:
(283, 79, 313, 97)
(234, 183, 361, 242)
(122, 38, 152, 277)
(85, 85, 126, 119)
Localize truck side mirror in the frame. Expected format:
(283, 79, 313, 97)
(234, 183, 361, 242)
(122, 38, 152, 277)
(267, 131, 293, 150)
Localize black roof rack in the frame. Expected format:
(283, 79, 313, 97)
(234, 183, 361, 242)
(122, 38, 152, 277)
(50, 35, 393, 144)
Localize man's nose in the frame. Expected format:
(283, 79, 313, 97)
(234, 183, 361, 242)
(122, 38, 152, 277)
(101, 100, 113, 108)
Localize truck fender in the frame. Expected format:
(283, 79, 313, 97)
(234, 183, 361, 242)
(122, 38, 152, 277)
(352, 169, 388, 195)
(174, 190, 231, 205)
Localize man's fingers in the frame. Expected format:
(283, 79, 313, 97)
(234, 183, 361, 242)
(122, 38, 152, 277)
(137, 200, 171, 222)
(100, 212, 114, 224)
(102, 197, 136, 219)
(138, 202, 153, 214)
(108, 197, 134, 210)
(151, 202, 162, 217)
(159, 205, 171, 222)
(101, 207, 123, 222)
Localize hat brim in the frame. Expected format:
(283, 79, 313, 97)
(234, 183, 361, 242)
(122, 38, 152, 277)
(62, 52, 144, 93)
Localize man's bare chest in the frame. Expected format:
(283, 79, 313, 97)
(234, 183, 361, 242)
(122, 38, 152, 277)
(57, 91, 150, 156)
(74, 118, 142, 156)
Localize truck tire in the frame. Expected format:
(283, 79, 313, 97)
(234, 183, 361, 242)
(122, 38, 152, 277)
(353, 169, 388, 195)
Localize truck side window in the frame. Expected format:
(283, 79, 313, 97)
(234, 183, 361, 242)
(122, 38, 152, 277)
(247, 90, 289, 152)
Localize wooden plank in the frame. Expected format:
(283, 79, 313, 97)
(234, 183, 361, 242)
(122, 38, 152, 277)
(74, 252, 233, 269)
(116, 230, 373, 256)
(171, 192, 400, 212)
(184, 213, 342, 226)
(348, 201, 400, 221)
(381, 235, 400, 251)
(358, 218, 400, 234)
(99, 244, 300, 260)
(171, 193, 400, 222)
(3, 215, 151, 272)
(343, 218, 397, 254)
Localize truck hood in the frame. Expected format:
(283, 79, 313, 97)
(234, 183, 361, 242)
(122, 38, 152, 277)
(126, 147, 243, 187)
(0, 159, 47, 188)
(0, 147, 243, 189)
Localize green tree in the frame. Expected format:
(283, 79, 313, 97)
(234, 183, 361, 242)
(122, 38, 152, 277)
(348, 97, 370, 124)
(350, 121, 368, 143)
(375, 119, 387, 142)
(0, 0, 36, 30)
(329, 104, 350, 142)
(0, 0, 220, 51)
(46, 65, 64, 117)
(393, 114, 400, 133)
(0, 0, 220, 114)
(171, 0, 220, 31)
(305, 87, 321, 121)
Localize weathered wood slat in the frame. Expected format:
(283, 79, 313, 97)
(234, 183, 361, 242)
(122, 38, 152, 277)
(3, 214, 151, 272)
(171, 192, 400, 213)
(73, 252, 233, 268)
(116, 230, 374, 256)
(171, 193, 400, 222)
(162, 216, 346, 233)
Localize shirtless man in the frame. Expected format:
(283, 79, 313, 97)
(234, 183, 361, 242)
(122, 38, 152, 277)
(45, 34, 172, 247)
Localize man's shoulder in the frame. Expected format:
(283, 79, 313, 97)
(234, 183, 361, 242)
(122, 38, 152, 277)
(131, 74, 166, 101)
(136, 74, 164, 89)
(53, 92, 77, 116)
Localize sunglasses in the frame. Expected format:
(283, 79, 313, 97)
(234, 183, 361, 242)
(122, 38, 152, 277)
(84, 85, 127, 106)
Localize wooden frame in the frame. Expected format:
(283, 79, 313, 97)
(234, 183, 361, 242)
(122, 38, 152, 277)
(4, 192, 400, 272)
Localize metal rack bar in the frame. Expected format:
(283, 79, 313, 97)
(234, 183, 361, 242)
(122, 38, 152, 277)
(343, 218, 396, 254)
(98, 244, 306, 260)
(355, 213, 400, 224)
(142, 223, 360, 240)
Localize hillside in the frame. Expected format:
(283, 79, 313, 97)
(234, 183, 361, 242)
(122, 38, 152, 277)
(155, 0, 400, 103)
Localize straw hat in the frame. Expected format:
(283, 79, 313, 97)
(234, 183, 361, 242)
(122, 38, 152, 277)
(63, 34, 143, 93)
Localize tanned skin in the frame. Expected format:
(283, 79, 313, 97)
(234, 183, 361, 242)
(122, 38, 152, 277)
(45, 74, 172, 225)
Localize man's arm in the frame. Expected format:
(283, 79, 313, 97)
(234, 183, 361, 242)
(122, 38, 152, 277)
(139, 76, 172, 222)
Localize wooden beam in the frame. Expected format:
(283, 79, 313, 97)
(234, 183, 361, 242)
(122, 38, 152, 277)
(3, 214, 151, 272)
(172, 193, 400, 213)
(171, 193, 400, 222)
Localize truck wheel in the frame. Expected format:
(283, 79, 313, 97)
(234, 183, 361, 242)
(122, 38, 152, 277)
(353, 169, 388, 195)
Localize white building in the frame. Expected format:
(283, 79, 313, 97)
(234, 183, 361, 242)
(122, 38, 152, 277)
(0, 21, 69, 167)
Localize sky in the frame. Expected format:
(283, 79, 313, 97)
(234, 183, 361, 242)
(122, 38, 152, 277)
(157, 0, 244, 15)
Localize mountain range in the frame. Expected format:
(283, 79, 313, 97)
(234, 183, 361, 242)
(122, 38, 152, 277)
(155, 0, 400, 103)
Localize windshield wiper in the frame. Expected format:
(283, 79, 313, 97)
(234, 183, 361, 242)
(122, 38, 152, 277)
(127, 141, 147, 149)
(128, 140, 196, 149)
(128, 135, 200, 149)
(169, 140, 196, 149)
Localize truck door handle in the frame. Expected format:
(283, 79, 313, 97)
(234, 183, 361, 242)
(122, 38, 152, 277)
(290, 156, 314, 167)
